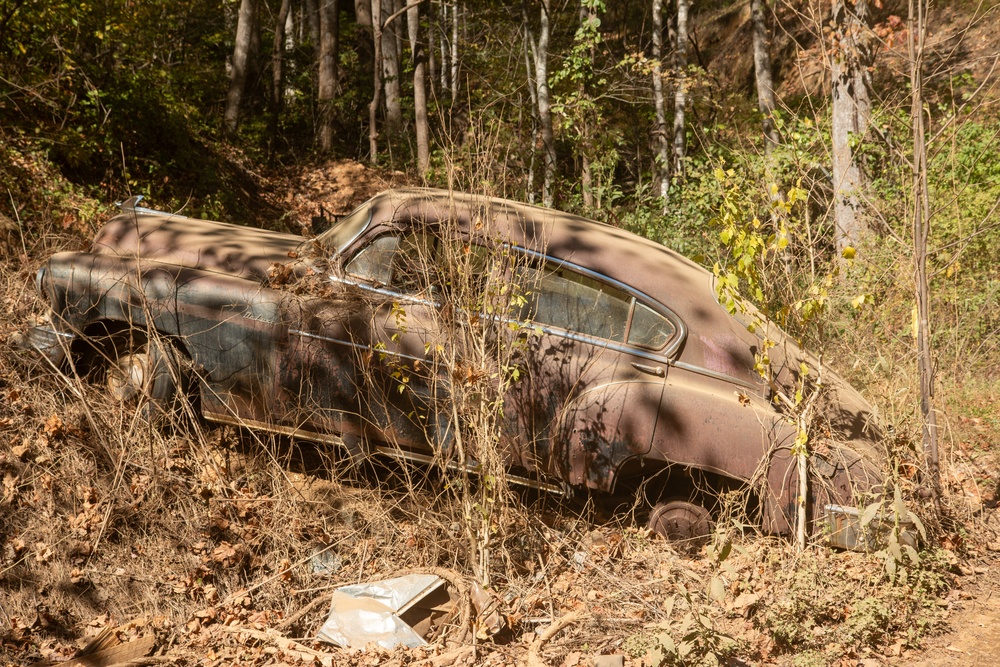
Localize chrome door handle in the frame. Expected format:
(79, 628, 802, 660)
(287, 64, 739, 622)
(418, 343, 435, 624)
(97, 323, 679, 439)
(631, 362, 665, 377)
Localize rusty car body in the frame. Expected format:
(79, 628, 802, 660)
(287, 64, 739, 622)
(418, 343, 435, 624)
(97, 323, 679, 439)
(25, 189, 884, 542)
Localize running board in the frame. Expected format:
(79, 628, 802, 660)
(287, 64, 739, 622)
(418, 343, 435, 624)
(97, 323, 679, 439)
(203, 411, 565, 495)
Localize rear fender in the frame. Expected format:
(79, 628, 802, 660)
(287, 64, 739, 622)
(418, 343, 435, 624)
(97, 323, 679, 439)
(41, 251, 287, 420)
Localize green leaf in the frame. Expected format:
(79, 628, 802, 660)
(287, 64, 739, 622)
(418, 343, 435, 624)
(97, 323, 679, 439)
(655, 632, 675, 654)
(710, 576, 726, 601)
(910, 512, 927, 541)
(860, 501, 882, 528)
(662, 595, 676, 618)
(894, 493, 909, 524)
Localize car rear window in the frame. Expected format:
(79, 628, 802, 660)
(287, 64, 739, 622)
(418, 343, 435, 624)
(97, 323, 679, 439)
(317, 202, 373, 253)
(346, 232, 491, 299)
(345, 234, 397, 284)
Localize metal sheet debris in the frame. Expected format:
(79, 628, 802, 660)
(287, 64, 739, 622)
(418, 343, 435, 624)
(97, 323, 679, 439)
(825, 504, 918, 551)
(316, 573, 446, 649)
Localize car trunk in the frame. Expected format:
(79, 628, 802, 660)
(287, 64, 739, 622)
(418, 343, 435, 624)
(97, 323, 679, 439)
(92, 211, 304, 282)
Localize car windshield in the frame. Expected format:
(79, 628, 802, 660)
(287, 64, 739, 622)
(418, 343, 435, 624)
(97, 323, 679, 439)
(315, 202, 373, 254)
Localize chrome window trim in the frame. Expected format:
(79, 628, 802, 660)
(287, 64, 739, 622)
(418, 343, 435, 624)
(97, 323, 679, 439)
(327, 235, 763, 391)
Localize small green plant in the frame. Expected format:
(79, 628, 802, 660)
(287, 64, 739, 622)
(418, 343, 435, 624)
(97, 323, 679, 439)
(858, 484, 928, 583)
(645, 584, 738, 666)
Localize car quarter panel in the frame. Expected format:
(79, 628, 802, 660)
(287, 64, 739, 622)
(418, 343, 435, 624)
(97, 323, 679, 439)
(41, 251, 287, 423)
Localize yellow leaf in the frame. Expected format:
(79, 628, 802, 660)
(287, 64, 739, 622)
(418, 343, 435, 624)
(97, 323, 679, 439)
(842, 246, 857, 260)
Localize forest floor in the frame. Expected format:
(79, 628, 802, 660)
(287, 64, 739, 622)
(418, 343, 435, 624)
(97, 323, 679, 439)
(3, 160, 1000, 667)
(900, 573, 1000, 667)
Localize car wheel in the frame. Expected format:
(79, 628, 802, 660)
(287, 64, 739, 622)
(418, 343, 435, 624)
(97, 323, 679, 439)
(648, 500, 713, 549)
(105, 332, 186, 422)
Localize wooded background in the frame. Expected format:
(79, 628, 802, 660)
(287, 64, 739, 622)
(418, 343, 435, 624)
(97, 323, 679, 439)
(2, 4, 999, 662)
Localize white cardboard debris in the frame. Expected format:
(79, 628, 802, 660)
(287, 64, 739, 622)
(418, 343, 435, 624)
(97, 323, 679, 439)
(316, 573, 445, 649)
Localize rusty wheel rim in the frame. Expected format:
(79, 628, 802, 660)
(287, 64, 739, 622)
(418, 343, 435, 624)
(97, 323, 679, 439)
(107, 351, 150, 403)
(648, 500, 712, 548)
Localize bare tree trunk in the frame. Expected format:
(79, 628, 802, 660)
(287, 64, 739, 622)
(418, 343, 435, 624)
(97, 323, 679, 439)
(354, 0, 374, 84)
(395, 0, 405, 65)
(224, 0, 258, 134)
(249, 6, 262, 88)
(908, 0, 939, 493)
(355, 0, 372, 28)
(382, 0, 403, 137)
(451, 1, 460, 100)
(428, 5, 437, 97)
(408, 0, 430, 174)
(651, 0, 669, 203)
(439, 2, 450, 94)
(751, 0, 785, 238)
(270, 0, 292, 154)
(672, 0, 688, 179)
(751, 0, 779, 149)
(305, 0, 321, 47)
(524, 26, 538, 204)
(830, 0, 874, 256)
(526, 0, 555, 207)
(579, 0, 594, 210)
(369, 0, 383, 163)
(318, 0, 340, 151)
(284, 4, 295, 49)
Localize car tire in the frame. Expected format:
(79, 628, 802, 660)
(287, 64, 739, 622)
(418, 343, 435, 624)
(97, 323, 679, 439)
(648, 500, 713, 550)
(105, 331, 187, 423)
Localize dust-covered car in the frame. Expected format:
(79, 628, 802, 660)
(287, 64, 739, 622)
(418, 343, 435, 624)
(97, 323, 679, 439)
(23, 189, 884, 544)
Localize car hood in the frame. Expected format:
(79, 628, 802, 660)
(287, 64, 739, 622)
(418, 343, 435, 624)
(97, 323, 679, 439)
(92, 211, 304, 281)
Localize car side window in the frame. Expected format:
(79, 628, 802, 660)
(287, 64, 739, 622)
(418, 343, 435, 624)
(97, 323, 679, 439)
(627, 301, 675, 349)
(516, 263, 630, 342)
(345, 235, 399, 285)
(347, 232, 491, 299)
(391, 233, 438, 294)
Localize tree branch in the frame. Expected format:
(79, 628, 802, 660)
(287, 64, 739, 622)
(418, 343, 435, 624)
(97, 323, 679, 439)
(383, 0, 428, 30)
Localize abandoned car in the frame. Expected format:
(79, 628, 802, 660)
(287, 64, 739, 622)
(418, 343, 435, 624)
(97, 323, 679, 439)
(24, 188, 885, 543)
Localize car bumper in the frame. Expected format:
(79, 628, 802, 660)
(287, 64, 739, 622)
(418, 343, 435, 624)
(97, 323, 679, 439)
(16, 322, 76, 367)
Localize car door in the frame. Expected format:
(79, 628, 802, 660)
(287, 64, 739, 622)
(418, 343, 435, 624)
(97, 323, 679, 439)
(273, 283, 370, 444)
(340, 231, 455, 455)
(505, 257, 680, 493)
